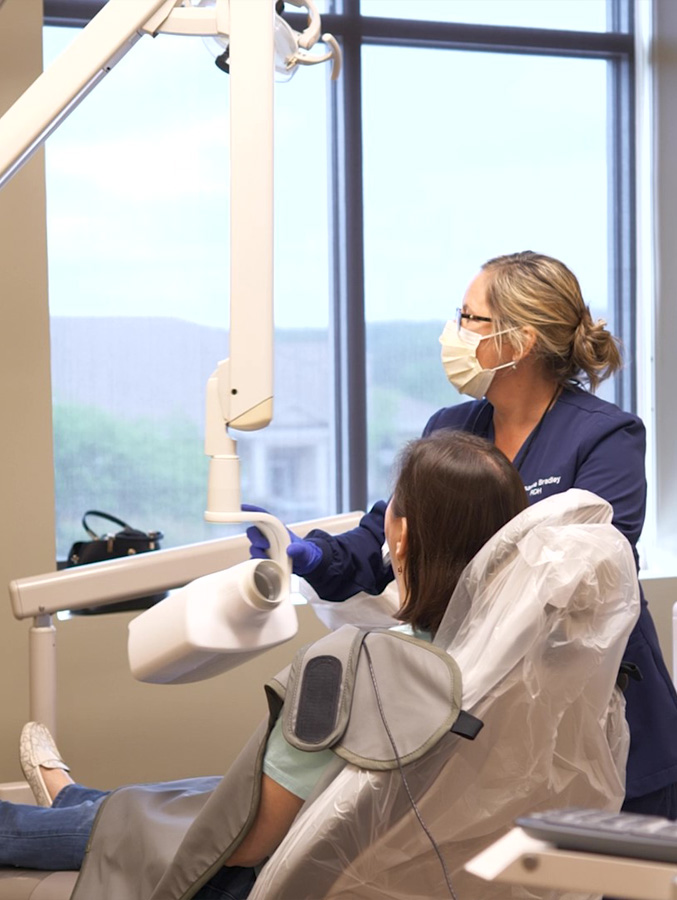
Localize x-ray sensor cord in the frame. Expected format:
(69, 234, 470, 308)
(363, 642, 458, 900)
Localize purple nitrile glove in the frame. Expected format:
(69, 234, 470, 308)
(242, 504, 323, 576)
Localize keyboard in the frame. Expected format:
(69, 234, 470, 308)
(515, 808, 677, 865)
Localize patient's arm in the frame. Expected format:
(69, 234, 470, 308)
(225, 774, 304, 868)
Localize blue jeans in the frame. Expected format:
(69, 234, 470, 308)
(0, 783, 106, 870)
(0, 784, 255, 899)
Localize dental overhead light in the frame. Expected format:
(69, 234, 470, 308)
(198, 0, 341, 82)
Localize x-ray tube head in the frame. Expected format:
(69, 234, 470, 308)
(128, 558, 297, 684)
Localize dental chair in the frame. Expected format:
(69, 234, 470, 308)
(0, 490, 639, 900)
(250, 489, 639, 900)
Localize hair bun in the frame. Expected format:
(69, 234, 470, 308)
(571, 314, 621, 388)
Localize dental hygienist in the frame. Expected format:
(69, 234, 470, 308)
(249, 250, 677, 819)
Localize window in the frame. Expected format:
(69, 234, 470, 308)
(362, 46, 611, 502)
(43, 0, 636, 540)
(43, 21, 334, 556)
(360, 0, 608, 31)
(317, 0, 635, 507)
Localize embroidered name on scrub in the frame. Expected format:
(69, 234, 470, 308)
(525, 475, 562, 497)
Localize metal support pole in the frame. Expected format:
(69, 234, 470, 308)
(29, 614, 57, 736)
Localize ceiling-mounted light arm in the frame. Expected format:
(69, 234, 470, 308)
(0, 0, 231, 189)
(0, 0, 180, 190)
(0, 0, 343, 188)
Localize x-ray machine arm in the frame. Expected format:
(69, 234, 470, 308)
(0, 0, 342, 729)
(0, 0, 339, 518)
(1, 0, 271, 519)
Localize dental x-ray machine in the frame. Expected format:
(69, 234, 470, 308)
(1, 0, 344, 730)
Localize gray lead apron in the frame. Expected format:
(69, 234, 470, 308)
(71, 625, 478, 900)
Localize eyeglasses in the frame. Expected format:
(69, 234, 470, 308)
(456, 307, 493, 332)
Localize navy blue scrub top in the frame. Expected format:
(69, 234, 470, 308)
(304, 385, 677, 800)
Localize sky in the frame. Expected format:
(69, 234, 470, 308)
(43, 1, 612, 331)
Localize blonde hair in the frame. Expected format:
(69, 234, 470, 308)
(481, 251, 622, 391)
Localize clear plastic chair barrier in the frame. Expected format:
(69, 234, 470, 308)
(251, 489, 639, 900)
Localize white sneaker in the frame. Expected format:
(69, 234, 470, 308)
(19, 722, 70, 807)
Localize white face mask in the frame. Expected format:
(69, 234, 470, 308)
(439, 321, 516, 400)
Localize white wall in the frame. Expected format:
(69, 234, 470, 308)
(642, 577, 675, 679)
(0, 0, 55, 784)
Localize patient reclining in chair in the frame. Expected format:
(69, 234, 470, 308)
(0, 431, 639, 900)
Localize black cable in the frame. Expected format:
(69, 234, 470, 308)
(363, 641, 458, 900)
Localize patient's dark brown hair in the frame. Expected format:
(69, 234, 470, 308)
(392, 431, 527, 635)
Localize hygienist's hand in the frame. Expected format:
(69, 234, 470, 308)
(242, 504, 323, 576)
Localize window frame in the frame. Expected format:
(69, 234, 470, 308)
(43, 0, 637, 514)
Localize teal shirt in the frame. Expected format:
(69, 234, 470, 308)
(262, 717, 334, 800)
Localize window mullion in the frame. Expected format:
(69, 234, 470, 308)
(607, 47, 636, 411)
(328, 4, 368, 513)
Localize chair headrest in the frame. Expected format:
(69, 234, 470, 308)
(434, 489, 638, 709)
